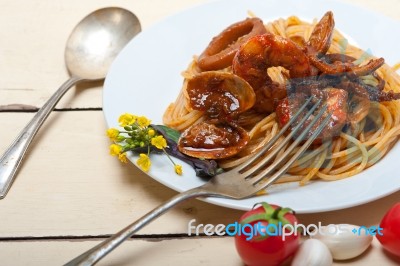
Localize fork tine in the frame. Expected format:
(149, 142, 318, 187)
(238, 96, 316, 172)
(240, 97, 322, 175)
(247, 103, 328, 184)
(251, 111, 332, 188)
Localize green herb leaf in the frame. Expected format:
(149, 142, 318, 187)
(154, 125, 181, 143)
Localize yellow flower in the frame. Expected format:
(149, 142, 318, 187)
(106, 128, 120, 141)
(148, 129, 155, 137)
(109, 144, 122, 156)
(137, 116, 151, 128)
(174, 164, 183, 175)
(151, 135, 167, 149)
(137, 153, 151, 172)
(118, 152, 128, 163)
(118, 113, 136, 127)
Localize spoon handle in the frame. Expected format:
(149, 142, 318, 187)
(0, 76, 82, 199)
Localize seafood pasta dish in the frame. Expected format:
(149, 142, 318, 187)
(163, 11, 400, 185)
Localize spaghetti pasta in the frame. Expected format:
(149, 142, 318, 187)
(163, 14, 400, 185)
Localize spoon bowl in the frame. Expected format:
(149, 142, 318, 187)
(0, 7, 141, 199)
(65, 7, 141, 79)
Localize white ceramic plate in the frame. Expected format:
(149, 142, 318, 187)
(103, 0, 400, 213)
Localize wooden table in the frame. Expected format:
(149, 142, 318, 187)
(1, 0, 399, 265)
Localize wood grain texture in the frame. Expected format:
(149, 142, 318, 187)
(1, 112, 399, 238)
(1, 0, 400, 265)
(0, 0, 208, 110)
(0, 237, 399, 266)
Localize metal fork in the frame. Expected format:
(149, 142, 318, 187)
(65, 97, 331, 266)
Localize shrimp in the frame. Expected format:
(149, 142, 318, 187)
(231, 12, 338, 113)
(233, 33, 312, 88)
(232, 33, 312, 112)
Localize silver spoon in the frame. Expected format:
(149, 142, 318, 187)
(0, 7, 141, 199)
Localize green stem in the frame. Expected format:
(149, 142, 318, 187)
(162, 148, 176, 166)
(239, 202, 295, 241)
(240, 202, 275, 225)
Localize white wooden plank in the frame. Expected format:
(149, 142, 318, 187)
(0, 0, 209, 110)
(0, 237, 398, 266)
(0, 237, 242, 266)
(1, 111, 400, 238)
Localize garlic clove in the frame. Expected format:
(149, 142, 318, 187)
(311, 224, 373, 260)
(291, 239, 333, 266)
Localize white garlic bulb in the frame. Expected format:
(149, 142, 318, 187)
(291, 239, 333, 266)
(311, 224, 373, 260)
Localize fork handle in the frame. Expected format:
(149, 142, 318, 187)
(64, 187, 214, 266)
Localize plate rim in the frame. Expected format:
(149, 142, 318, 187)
(103, 0, 400, 213)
